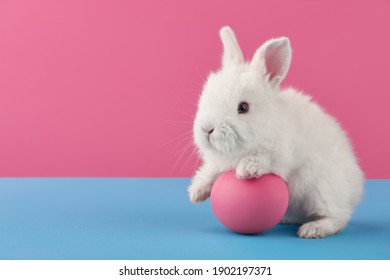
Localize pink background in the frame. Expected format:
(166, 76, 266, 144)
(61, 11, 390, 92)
(0, 0, 389, 178)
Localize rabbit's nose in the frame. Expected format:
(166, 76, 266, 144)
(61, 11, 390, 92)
(203, 126, 214, 135)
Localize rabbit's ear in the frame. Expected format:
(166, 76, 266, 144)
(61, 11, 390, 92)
(220, 26, 244, 68)
(250, 37, 291, 88)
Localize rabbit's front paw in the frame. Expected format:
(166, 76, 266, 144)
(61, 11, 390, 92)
(188, 183, 211, 203)
(297, 218, 345, 239)
(236, 156, 265, 179)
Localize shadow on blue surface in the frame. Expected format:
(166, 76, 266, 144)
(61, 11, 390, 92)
(0, 178, 389, 260)
(204, 224, 300, 238)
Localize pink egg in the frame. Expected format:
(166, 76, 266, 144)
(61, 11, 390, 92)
(210, 172, 289, 234)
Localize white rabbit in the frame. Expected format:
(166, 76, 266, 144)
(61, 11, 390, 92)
(188, 26, 364, 238)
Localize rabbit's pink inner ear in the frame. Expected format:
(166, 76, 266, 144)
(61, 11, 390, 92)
(264, 43, 289, 82)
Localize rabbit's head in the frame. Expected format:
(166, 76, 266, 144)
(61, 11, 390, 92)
(194, 26, 292, 158)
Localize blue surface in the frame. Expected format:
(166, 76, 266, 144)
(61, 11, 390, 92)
(0, 178, 389, 260)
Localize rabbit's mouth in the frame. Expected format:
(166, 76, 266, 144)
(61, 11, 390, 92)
(208, 124, 238, 153)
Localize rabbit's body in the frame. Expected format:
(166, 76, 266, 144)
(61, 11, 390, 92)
(188, 27, 364, 238)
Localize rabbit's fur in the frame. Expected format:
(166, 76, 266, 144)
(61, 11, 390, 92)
(188, 26, 364, 238)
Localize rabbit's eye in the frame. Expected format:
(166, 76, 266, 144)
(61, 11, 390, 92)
(238, 102, 249, 114)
